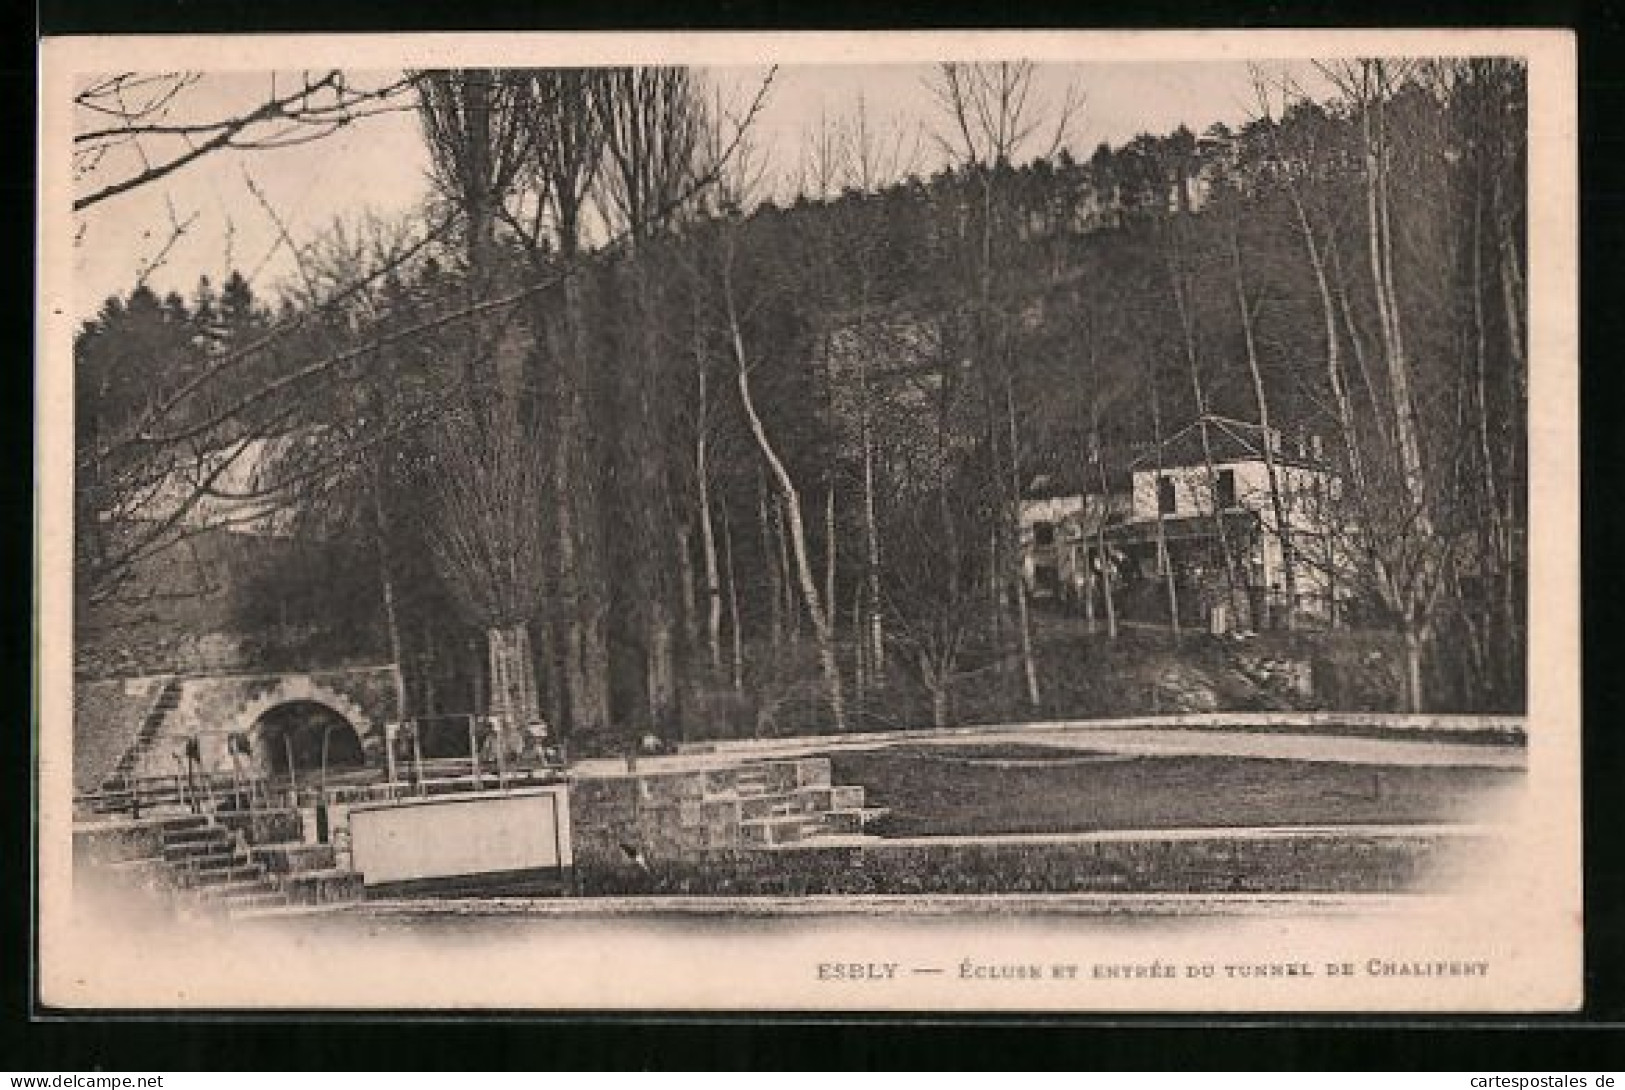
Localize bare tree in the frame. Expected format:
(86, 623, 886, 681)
(709, 110, 849, 731)
(416, 69, 540, 419)
(74, 71, 415, 212)
(593, 66, 709, 739)
(424, 414, 552, 736)
(1311, 59, 1453, 710)
(928, 61, 1082, 711)
(1226, 203, 1297, 629)
(514, 69, 616, 742)
(837, 97, 920, 682)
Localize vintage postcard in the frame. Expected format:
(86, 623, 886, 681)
(36, 29, 1580, 1011)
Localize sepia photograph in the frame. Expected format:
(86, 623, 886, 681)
(35, 30, 1580, 1012)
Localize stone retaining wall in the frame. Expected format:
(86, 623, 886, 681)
(571, 758, 865, 857)
(80, 667, 401, 782)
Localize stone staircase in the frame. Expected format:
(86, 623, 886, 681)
(731, 761, 885, 847)
(78, 811, 364, 919)
(162, 817, 287, 915)
(90, 677, 184, 813)
(573, 757, 888, 859)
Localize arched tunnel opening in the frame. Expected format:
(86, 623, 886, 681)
(250, 700, 367, 782)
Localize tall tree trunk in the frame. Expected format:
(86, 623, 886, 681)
(777, 497, 801, 648)
(824, 481, 838, 656)
(928, 667, 950, 729)
(487, 622, 540, 736)
(551, 272, 612, 739)
(861, 375, 885, 674)
(851, 580, 867, 716)
(1402, 624, 1426, 714)
(1496, 203, 1528, 705)
(1356, 63, 1437, 709)
(1150, 385, 1183, 640)
(647, 604, 679, 738)
(695, 369, 724, 674)
(759, 476, 783, 653)
(1361, 72, 1430, 528)
(1166, 219, 1246, 629)
(370, 468, 410, 726)
(1090, 422, 1119, 642)
(1290, 188, 1368, 499)
(623, 256, 679, 737)
(1095, 519, 1118, 641)
(1498, 216, 1527, 381)
(1004, 377, 1041, 709)
(1470, 180, 1507, 700)
(728, 270, 846, 731)
(721, 495, 745, 693)
(1231, 218, 1296, 630)
(544, 324, 586, 742)
(676, 517, 699, 657)
(1330, 236, 1392, 451)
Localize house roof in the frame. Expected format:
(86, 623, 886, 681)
(1129, 415, 1328, 471)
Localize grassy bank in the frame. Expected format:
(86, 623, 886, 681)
(828, 746, 1521, 837)
(573, 831, 1488, 897)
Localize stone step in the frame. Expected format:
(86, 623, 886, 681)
(101, 858, 172, 889)
(162, 843, 238, 865)
(793, 759, 833, 789)
(252, 843, 337, 876)
(208, 876, 281, 900)
(737, 792, 820, 821)
(815, 807, 890, 836)
(222, 891, 288, 916)
(180, 863, 265, 888)
(277, 868, 364, 906)
(163, 844, 238, 870)
(829, 785, 865, 810)
(86, 782, 189, 804)
(163, 825, 231, 847)
(161, 826, 230, 845)
(188, 851, 255, 872)
(740, 813, 821, 847)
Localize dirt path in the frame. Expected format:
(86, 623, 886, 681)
(572, 721, 1525, 779)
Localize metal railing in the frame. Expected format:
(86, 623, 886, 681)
(76, 715, 569, 823)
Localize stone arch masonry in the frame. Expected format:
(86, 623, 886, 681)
(117, 666, 401, 782)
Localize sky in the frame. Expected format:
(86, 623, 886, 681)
(69, 60, 1327, 321)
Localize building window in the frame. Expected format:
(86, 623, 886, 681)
(1214, 468, 1237, 509)
(1157, 476, 1176, 515)
(1033, 521, 1055, 547)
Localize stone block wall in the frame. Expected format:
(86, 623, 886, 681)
(73, 677, 165, 792)
(572, 758, 868, 862)
(117, 667, 400, 780)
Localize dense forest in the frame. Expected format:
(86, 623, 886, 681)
(74, 60, 1529, 742)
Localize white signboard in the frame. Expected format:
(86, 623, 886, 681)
(348, 787, 571, 887)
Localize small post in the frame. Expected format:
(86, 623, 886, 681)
(493, 716, 509, 791)
(468, 714, 484, 790)
(284, 733, 299, 802)
(201, 757, 217, 813)
(320, 724, 332, 797)
(383, 721, 399, 798)
(410, 720, 425, 796)
(183, 736, 203, 815)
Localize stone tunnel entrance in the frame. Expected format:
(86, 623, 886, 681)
(250, 700, 367, 782)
